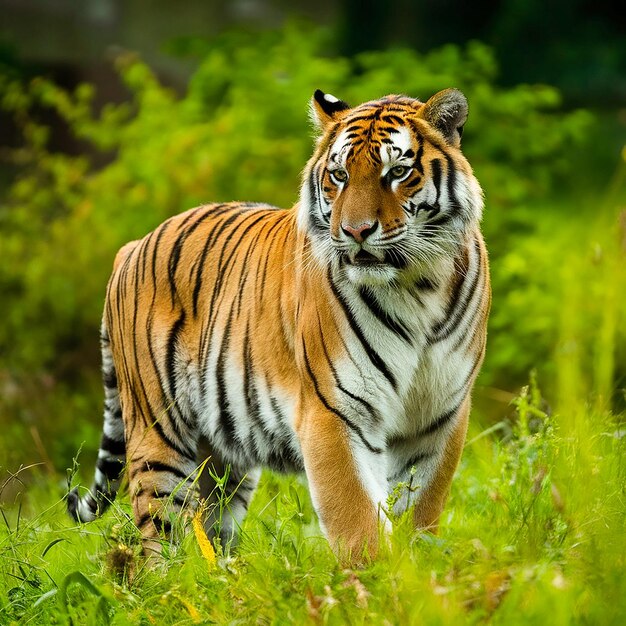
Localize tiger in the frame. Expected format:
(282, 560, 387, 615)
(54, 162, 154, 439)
(67, 88, 490, 560)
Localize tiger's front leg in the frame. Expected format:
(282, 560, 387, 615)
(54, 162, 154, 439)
(413, 399, 470, 532)
(296, 402, 390, 561)
(387, 397, 470, 533)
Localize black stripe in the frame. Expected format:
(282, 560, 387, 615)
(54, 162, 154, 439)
(235, 215, 278, 316)
(316, 317, 381, 424)
(205, 211, 269, 329)
(449, 352, 483, 402)
(144, 237, 195, 449)
(85, 493, 98, 513)
(431, 158, 442, 205)
(176, 206, 203, 229)
(328, 271, 397, 390)
(137, 513, 173, 535)
(414, 143, 424, 175)
(450, 271, 485, 353)
(241, 342, 262, 459)
(307, 163, 327, 233)
(194, 209, 254, 373)
(168, 206, 229, 308)
(151, 419, 197, 464)
(122, 221, 171, 436)
(444, 154, 461, 216)
(191, 211, 242, 317)
(165, 309, 188, 418)
(388, 452, 431, 481)
(102, 368, 117, 389)
(242, 323, 266, 457)
(302, 339, 381, 455)
(128, 247, 154, 430)
(405, 174, 422, 189)
(134, 486, 188, 506)
(151, 219, 172, 289)
(257, 215, 287, 303)
(133, 460, 190, 482)
(358, 286, 412, 344)
(344, 114, 375, 125)
(215, 304, 240, 446)
(418, 404, 460, 437)
(100, 434, 126, 456)
(136, 513, 152, 528)
(199, 211, 271, 372)
(144, 288, 190, 448)
(167, 229, 187, 307)
(415, 276, 437, 291)
(138, 231, 153, 286)
(96, 457, 125, 481)
(382, 114, 405, 125)
(430, 246, 469, 337)
(430, 239, 481, 342)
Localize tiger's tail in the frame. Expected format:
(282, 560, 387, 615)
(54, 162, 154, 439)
(67, 322, 126, 522)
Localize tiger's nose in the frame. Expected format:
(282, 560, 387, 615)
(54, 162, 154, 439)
(341, 220, 378, 243)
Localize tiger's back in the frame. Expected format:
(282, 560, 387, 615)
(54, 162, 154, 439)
(107, 203, 304, 473)
(68, 88, 490, 560)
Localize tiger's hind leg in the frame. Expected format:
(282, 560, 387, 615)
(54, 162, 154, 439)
(125, 431, 202, 555)
(121, 390, 203, 555)
(196, 440, 260, 551)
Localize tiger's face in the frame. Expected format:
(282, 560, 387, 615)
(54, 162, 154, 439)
(300, 90, 484, 286)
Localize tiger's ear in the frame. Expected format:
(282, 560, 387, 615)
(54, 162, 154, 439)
(310, 89, 351, 131)
(420, 89, 468, 148)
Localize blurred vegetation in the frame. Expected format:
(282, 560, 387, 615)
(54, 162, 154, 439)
(338, 0, 626, 104)
(0, 23, 624, 472)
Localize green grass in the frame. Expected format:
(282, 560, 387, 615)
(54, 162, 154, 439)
(1, 378, 624, 625)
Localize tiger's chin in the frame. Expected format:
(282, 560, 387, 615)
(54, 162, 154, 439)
(343, 262, 399, 286)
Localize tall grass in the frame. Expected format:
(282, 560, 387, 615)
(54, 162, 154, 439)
(2, 145, 625, 626)
(1, 370, 624, 624)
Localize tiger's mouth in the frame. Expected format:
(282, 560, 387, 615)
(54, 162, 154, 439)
(349, 249, 381, 266)
(341, 247, 408, 271)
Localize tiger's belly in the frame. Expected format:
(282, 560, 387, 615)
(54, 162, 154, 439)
(191, 362, 305, 473)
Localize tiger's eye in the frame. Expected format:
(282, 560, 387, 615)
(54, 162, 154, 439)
(390, 165, 408, 179)
(330, 168, 348, 184)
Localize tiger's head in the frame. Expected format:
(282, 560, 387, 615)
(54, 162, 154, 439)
(299, 89, 484, 286)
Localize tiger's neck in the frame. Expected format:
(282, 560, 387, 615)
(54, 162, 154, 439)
(289, 209, 481, 387)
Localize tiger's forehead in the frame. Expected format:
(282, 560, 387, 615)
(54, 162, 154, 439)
(329, 120, 417, 168)
(326, 97, 422, 166)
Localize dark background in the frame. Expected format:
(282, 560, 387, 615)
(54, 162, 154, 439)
(2, 0, 625, 109)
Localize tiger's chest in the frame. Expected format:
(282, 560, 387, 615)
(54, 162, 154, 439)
(335, 319, 475, 440)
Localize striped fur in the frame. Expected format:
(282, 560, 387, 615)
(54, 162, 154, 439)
(68, 89, 490, 559)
